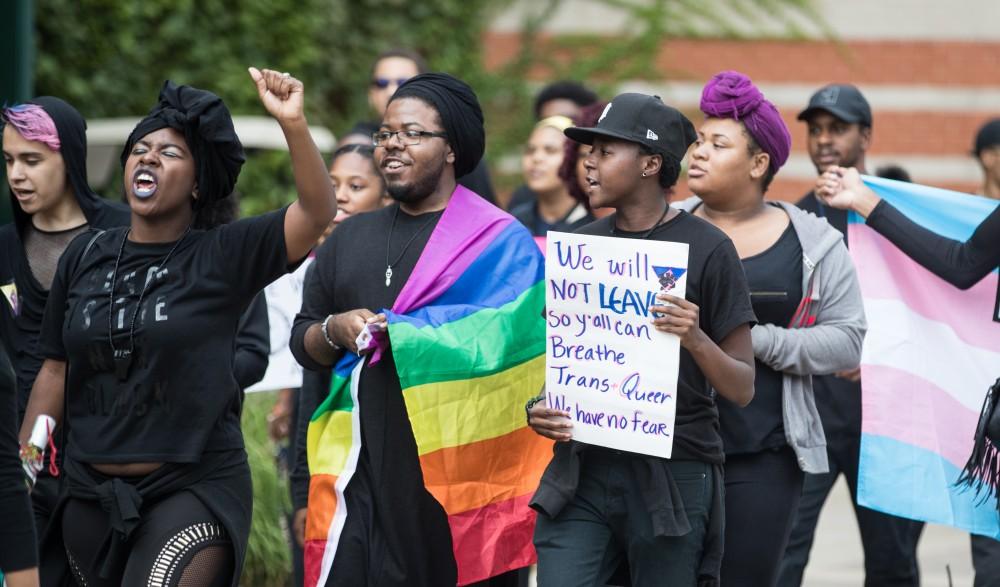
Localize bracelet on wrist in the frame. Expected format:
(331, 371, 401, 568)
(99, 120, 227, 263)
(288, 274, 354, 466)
(525, 394, 546, 424)
(321, 314, 340, 350)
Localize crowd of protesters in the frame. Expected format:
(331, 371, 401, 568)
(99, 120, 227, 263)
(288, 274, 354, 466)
(1, 44, 999, 587)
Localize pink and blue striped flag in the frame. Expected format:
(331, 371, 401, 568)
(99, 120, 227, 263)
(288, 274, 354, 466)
(852, 176, 1000, 536)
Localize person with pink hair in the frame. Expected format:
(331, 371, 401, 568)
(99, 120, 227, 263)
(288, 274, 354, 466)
(673, 71, 867, 586)
(2, 99, 132, 584)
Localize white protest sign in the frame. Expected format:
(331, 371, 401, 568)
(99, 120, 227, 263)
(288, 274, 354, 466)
(247, 257, 313, 393)
(545, 232, 689, 458)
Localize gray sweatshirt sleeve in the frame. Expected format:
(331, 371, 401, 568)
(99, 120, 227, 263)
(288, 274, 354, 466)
(751, 241, 867, 376)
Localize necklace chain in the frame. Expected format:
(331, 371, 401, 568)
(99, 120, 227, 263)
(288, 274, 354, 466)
(107, 226, 190, 380)
(612, 205, 670, 240)
(384, 205, 443, 287)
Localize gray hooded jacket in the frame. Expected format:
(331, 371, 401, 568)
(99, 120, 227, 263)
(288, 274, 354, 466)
(673, 198, 867, 473)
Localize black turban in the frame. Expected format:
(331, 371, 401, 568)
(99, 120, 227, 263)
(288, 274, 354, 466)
(390, 73, 485, 178)
(121, 80, 245, 206)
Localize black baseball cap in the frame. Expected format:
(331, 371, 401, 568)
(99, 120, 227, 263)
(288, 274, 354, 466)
(973, 118, 1000, 156)
(798, 84, 872, 127)
(564, 93, 696, 162)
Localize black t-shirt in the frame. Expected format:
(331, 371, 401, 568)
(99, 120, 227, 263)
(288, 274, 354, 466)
(0, 339, 36, 570)
(574, 212, 756, 464)
(38, 208, 297, 464)
(289, 204, 457, 578)
(719, 224, 802, 455)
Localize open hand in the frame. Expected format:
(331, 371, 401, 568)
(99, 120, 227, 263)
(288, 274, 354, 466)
(249, 67, 305, 125)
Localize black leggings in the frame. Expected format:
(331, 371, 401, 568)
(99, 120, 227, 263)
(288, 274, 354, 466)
(62, 490, 233, 587)
(721, 447, 804, 587)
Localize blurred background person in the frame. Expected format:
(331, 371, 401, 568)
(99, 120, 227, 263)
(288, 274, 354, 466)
(1, 342, 38, 586)
(973, 118, 1000, 200)
(347, 49, 497, 204)
(286, 143, 390, 586)
(558, 101, 614, 219)
(508, 80, 599, 211)
(511, 115, 592, 242)
(780, 83, 924, 587)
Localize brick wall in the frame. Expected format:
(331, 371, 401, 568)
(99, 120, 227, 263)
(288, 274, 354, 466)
(482, 25, 999, 201)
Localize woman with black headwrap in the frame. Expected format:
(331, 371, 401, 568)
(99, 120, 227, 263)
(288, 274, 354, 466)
(19, 68, 335, 586)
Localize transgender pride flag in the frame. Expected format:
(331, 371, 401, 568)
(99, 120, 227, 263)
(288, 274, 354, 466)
(851, 176, 1000, 537)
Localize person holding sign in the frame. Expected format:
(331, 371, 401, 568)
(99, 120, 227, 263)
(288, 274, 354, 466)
(673, 71, 866, 587)
(528, 92, 756, 586)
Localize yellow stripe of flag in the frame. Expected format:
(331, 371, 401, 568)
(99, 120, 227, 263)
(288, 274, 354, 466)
(403, 355, 545, 455)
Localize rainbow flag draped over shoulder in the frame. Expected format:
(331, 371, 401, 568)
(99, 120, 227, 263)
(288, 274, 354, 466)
(305, 185, 551, 586)
(852, 176, 1000, 537)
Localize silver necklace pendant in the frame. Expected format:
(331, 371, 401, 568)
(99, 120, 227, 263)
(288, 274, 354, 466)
(385, 266, 393, 287)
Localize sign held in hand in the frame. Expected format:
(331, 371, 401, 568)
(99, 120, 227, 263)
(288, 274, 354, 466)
(545, 232, 689, 458)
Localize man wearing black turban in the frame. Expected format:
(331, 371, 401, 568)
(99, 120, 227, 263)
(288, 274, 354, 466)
(291, 73, 530, 586)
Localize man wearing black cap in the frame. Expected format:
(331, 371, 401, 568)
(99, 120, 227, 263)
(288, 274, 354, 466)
(779, 84, 924, 587)
(291, 73, 534, 587)
(974, 118, 1000, 201)
(528, 93, 756, 586)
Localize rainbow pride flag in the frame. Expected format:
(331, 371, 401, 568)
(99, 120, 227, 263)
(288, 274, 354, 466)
(851, 176, 1000, 537)
(305, 185, 551, 586)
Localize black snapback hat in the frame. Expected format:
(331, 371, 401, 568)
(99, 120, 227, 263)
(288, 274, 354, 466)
(974, 118, 1000, 156)
(798, 84, 872, 126)
(564, 93, 696, 162)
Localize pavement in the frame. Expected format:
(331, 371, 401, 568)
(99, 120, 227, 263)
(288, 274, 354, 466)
(526, 477, 978, 586)
(803, 478, 974, 586)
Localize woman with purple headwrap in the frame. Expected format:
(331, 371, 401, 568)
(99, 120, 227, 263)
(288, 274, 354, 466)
(673, 71, 867, 586)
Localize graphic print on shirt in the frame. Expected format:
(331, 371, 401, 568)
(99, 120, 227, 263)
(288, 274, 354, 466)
(1, 281, 18, 316)
(653, 266, 687, 293)
(69, 257, 177, 419)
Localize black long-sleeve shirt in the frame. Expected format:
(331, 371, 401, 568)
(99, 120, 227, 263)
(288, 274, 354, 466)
(234, 292, 270, 390)
(866, 199, 1000, 320)
(0, 342, 37, 571)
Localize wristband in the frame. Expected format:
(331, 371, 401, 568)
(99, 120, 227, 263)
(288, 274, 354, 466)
(525, 394, 546, 425)
(321, 315, 340, 350)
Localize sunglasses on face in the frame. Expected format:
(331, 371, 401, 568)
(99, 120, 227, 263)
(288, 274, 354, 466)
(371, 77, 410, 89)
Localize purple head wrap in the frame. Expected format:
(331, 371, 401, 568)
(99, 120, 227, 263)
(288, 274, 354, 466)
(699, 71, 790, 174)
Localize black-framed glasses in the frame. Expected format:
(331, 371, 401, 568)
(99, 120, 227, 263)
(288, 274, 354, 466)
(371, 77, 410, 89)
(372, 130, 448, 147)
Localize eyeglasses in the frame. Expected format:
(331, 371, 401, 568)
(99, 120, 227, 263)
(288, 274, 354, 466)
(372, 130, 448, 147)
(371, 77, 410, 89)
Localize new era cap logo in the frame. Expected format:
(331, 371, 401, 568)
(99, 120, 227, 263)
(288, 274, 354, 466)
(646, 129, 659, 141)
(599, 102, 612, 122)
(820, 87, 840, 105)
